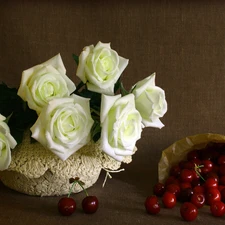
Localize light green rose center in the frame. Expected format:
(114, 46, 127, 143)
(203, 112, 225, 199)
(28, 72, 69, 108)
(60, 112, 76, 133)
(87, 49, 118, 83)
(49, 103, 88, 146)
(40, 82, 55, 98)
(123, 114, 136, 136)
(99, 55, 114, 73)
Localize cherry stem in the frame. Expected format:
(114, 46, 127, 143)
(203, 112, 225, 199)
(68, 179, 89, 197)
(194, 163, 205, 182)
(77, 180, 89, 197)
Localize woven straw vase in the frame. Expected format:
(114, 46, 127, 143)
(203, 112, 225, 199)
(0, 131, 132, 196)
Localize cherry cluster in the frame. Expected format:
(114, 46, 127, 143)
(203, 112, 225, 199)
(58, 177, 99, 216)
(145, 142, 225, 221)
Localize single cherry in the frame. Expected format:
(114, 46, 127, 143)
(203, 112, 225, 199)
(180, 169, 193, 183)
(220, 188, 225, 202)
(162, 191, 176, 208)
(218, 155, 225, 165)
(179, 187, 193, 202)
(193, 185, 205, 195)
(166, 183, 180, 198)
(153, 182, 165, 197)
(210, 201, 225, 217)
(219, 175, 225, 186)
(180, 202, 198, 221)
(82, 196, 99, 214)
(205, 187, 221, 205)
(70, 177, 99, 214)
(144, 195, 160, 215)
(187, 150, 199, 161)
(219, 164, 225, 176)
(58, 197, 76, 216)
(201, 160, 213, 174)
(205, 177, 218, 189)
(170, 165, 181, 177)
(179, 182, 192, 190)
(190, 192, 205, 208)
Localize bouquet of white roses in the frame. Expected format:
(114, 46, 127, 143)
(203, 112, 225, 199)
(0, 41, 167, 195)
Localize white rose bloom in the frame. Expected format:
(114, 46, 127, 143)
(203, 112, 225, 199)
(18, 54, 76, 114)
(0, 114, 17, 171)
(30, 94, 94, 161)
(132, 73, 167, 128)
(100, 94, 143, 161)
(76, 41, 129, 95)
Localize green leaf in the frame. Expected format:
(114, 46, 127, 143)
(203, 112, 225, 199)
(114, 78, 121, 93)
(5, 113, 13, 124)
(72, 54, 79, 65)
(79, 88, 101, 109)
(91, 120, 101, 142)
(0, 83, 38, 144)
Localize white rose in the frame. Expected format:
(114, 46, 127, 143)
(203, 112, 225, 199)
(76, 41, 129, 95)
(18, 54, 76, 114)
(0, 114, 17, 171)
(132, 73, 167, 128)
(30, 94, 94, 161)
(100, 94, 143, 161)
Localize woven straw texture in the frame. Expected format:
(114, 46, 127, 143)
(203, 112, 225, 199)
(0, 131, 132, 196)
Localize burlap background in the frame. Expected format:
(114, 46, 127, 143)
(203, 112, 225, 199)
(1, 1, 225, 224)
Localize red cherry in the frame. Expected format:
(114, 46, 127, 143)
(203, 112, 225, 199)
(218, 155, 225, 165)
(212, 164, 219, 174)
(201, 160, 213, 174)
(219, 176, 225, 186)
(190, 192, 205, 208)
(58, 197, 76, 216)
(191, 158, 201, 167)
(179, 182, 192, 190)
(82, 196, 99, 214)
(179, 160, 195, 170)
(179, 160, 188, 169)
(166, 183, 180, 198)
(165, 176, 179, 186)
(179, 187, 193, 202)
(191, 170, 200, 181)
(193, 185, 205, 195)
(191, 179, 201, 188)
(205, 177, 218, 189)
(218, 185, 225, 193)
(200, 149, 217, 161)
(183, 161, 195, 170)
(219, 164, 225, 176)
(204, 171, 219, 183)
(180, 169, 193, 183)
(153, 182, 165, 197)
(205, 188, 221, 205)
(187, 150, 200, 161)
(144, 195, 160, 215)
(169, 165, 181, 177)
(210, 201, 225, 217)
(162, 192, 176, 208)
(220, 188, 225, 202)
(180, 202, 198, 221)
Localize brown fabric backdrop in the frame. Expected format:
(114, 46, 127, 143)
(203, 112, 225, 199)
(1, 1, 225, 224)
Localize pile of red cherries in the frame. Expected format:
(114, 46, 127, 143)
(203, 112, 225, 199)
(145, 142, 225, 221)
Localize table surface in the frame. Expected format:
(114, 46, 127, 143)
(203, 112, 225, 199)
(1, 167, 225, 225)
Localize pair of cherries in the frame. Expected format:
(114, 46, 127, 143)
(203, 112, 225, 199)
(58, 177, 99, 216)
